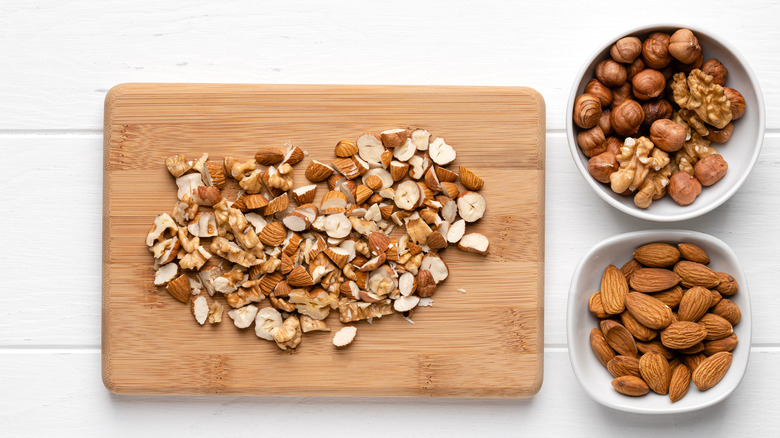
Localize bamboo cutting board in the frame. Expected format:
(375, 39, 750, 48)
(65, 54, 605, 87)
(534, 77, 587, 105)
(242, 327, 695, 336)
(103, 83, 545, 397)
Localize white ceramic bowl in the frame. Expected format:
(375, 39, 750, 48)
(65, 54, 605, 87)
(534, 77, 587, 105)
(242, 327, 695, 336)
(567, 230, 751, 414)
(566, 24, 765, 222)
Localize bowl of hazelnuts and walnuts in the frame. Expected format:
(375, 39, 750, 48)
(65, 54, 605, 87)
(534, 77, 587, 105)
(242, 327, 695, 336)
(566, 25, 764, 221)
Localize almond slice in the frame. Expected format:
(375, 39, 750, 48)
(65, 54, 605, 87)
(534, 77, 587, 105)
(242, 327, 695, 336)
(393, 295, 420, 312)
(191, 295, 209, 325)
(305, 160, 334, 182)
(446, 219, 466, 243)
(380, 128, 408, 148)
(332, 326, 357, 347)
(154, 263, 179, 286)
(458, 233, 489, 255)
(291, 184, 317, 205)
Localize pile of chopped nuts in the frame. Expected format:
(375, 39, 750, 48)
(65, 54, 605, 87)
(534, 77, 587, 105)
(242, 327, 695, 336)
(146, 129, 489, 350)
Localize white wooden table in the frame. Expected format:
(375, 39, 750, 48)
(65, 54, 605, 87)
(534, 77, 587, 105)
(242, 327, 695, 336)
(3, 1, 779, 436)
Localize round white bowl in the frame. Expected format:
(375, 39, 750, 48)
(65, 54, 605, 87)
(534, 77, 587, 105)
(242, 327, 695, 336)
(567, 230, 751, 414)
(566, 24, 765, 222)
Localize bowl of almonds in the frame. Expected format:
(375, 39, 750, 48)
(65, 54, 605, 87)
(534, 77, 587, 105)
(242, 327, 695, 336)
(566, 24, 764, 221)
(567, 230, 751, 413)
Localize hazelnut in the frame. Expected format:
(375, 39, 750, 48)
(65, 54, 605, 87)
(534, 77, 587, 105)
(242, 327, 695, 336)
(706, 122, 734, 143)
(585, 78, 613, 107)
(610, 100, 645, 136)
(610, 36, 642, 64)
(626, 57, 645, 80)
(668, 29, 701, 64)
(642, 32, 672, 69)
(631, 69, 666, 100)
(588, 151, 618, 183)
(605, 136, 622, 155)
(650, 119, 687, 152)
(701, 59, 728, 86)
(676, 50, 704, 74)
(724, 87, 746, 120)
(695, 154, 728, 186)
(572, 93, 602, 129)
(641, 99, 673, 129)
(577, 126, 606, 157)
(598, 110, 612, 135)
(595, 59, 627, 88)
(669, 171, 702, 206)
(610, 82, 633, 109)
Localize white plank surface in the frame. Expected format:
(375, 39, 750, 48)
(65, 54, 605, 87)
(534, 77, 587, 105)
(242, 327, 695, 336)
(2, 349, 778, 437)
(2, 0, 780, 435)
(2, 0, 780, 130)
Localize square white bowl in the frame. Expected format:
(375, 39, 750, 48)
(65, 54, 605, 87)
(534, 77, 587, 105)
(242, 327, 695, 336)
(567, 230, 751, 414)
(566, 24, 765, 222)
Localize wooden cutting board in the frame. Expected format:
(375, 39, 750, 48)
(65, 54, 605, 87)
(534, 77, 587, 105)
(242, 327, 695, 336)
(102, 83, 545, 397)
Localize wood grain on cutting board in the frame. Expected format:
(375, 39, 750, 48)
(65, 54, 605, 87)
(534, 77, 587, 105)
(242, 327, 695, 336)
(102, 83, 545, 397)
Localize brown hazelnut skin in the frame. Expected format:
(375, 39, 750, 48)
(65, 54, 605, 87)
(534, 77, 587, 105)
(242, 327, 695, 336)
(642, 99, 674, 129)
(642, 32, 672, 69)
(598, 110, 612, 135)
(610, 82, 633, 109)
(669, 171, 702, 206)
(610, 100, 645, 136)
(595, 59, 627, 87)
(588, 151, 618, 183)
(631, 69, 666, 100)
(626, 57, 645, 80)
(668, 29, 701, 64)
(724, 88, 746, 120)
(585, 78, 613, 107)
(577, 126, 607, 157)
(573, 93, 602, 129)
(701, 59, 728, 86)
(605, 136, 623, 155)
(610, 36, 642, 64)
(650, 119, 687, 152)
(694, 154, 728, 186)
(676, 50, 704, 74)
(706, 123, 734, 143)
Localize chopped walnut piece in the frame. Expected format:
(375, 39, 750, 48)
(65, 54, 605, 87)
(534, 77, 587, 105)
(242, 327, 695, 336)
(338, 298, 394, 323)
(271, 315, 302, 350)
(165, 154, 192, 178)
(609, 137, 669, 194)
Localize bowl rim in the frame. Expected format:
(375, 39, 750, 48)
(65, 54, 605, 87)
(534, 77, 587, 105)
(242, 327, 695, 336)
(565, 23, 766, 222)
(566, 229, 752, 414)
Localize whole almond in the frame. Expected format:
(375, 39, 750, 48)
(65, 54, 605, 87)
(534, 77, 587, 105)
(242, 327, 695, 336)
(651, 285, 683, 308)
(703, 333, 738, 356)
(714, 272, 738, 296)
(668, 356, 683, 369)
(630, 268, 681, 292)
(678, 286, 713, 321)
(612, 375, 650, 396)
(600, 264, 628, 314)
(633, 243, 680, 267)
(674, 261, 720, 289)
(621, 310, 657, 341)
(712, 299, 741, 325)
(637, 340, 676, 360)
(678, 342, 705, 354)
(254, 147, 285, 166)
(660, 321, 708, 350)
(620, 258, 644, 281)
(639, 351, 672, 395)
(709, 289, 723, 308)
(600, 320, 638, 357)
(588, 292, 609, 319)
(678, 243, 710, 264)
(607, 355, 641, 378)
(683, 353, 707, 372)
(590, 328, 617, 367)
(625, 292, 673, 329)
(669, 363, 692, 402)
(699, 313, 733, 340)
(692, 351, 732, 390)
